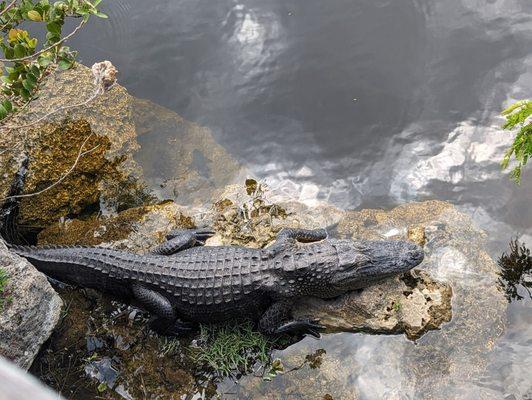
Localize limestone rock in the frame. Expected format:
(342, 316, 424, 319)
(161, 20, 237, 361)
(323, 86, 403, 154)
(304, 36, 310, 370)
(293, 270, 452, 340)
(0, 63, 242, 228)
(38, 201, 194, 252)
(0, 241, 62, 369)
(0, 64, 148, 227)
(131, 98, 243, 206)
(236, 200, 507, 399)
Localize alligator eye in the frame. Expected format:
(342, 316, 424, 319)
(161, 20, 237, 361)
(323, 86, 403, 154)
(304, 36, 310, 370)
(343, 254, 371, 272)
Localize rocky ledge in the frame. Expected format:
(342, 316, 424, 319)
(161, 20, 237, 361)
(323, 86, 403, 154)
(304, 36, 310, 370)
(36, 183, 453, 341)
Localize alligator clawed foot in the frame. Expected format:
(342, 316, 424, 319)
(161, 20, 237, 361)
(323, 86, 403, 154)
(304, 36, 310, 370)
(166, 227, 216, 242)
(274, 319, 325, 339)
(150, 317, 194, 336)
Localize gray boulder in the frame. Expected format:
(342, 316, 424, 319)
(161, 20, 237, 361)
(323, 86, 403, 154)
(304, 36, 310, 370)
(0, 241, 62, 369)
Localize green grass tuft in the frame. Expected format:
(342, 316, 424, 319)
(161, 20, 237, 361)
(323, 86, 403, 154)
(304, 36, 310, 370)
(190, 322, 274, 377)
(0, 268, 10, 311)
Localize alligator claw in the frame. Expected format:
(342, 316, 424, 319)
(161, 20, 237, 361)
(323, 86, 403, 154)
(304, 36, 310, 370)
(166, 228, 215, 241)
(192, 228, 216, 241)
(274, 319, 325, 338)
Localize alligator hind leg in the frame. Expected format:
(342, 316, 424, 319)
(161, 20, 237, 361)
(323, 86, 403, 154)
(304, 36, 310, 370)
(150, 228, 215, 256)
(131, 284, 192, 335)
(258, 300, 324, 338)
(267, 228, 328, 256)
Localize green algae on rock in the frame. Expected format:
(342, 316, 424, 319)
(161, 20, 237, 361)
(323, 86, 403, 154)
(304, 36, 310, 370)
(0, 62, 241, 230)
(0, 64, 150, 228)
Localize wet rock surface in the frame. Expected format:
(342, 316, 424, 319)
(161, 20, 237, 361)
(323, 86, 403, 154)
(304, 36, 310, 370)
(0, 64, 147, 228)
(230, 200, 506, 399)
(0, 63, 241, 230)
(0, 241, 62, 370)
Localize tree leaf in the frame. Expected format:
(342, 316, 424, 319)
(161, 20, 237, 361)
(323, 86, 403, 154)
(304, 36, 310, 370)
(3, 48, 14, 60)
(0, 104, 8, 119)
(38, 56, 52, 67)
(46, 21, 61, 35)
(14, 44, 26, 58)
(22, 79, 35, 91)
(26, 72, 37, 84)
(2, 100, 13, 112)
(28, 10, 43, 21)
(58, 59, 73, 70)
(31, 65, 41, 76)
(95, 11, 108, 18)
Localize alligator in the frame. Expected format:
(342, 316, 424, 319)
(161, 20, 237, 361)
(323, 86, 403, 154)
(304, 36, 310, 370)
(8, 228, 424, 336)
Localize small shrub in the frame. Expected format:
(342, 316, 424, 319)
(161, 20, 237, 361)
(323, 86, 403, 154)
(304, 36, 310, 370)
(498, 238, 532, 302)
(0, 0, 107, 121)
(501, 100, 532, 183)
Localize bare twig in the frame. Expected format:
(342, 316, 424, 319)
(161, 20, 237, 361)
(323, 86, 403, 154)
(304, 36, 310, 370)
(1, 85, 102, 130)
(1, 60, 117, 131)
(0, 0, 17, 18)
(0, 18, 85, 62)
(0, 133, 99, 202)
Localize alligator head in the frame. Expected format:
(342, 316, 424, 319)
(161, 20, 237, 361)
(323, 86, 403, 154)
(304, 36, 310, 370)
(285, 238, 424, 298)
(329, 239, 424, 291)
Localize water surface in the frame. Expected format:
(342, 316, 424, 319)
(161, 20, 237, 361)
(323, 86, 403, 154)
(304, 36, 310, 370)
(68, 0, 532, 398)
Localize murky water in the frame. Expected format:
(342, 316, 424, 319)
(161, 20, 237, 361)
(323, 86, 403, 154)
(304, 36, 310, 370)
(67, 0, 532, 398)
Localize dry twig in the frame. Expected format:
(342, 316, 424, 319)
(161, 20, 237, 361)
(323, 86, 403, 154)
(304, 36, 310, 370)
(0, 133, 99, 202)
(0, 0, 17, 18)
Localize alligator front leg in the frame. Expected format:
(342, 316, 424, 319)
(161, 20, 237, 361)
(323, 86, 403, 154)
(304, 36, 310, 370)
(150, 228, 215, 256)
(131, 284, 192, 335)
(258, 300, 324, 338)
(267, 228, 328, 256)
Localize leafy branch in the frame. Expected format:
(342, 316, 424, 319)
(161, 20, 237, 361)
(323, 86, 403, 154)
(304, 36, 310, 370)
(0, 0, 108, 121)
(501, 99, 532, 184)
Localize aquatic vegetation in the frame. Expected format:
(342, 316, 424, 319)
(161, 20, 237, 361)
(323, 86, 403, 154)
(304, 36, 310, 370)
(0, 267, 9, 311)
(0, 0, 107, 121)
(498, 239, 532, 302)
(501, 100, 532, 184)
(190, 322, 274, 378)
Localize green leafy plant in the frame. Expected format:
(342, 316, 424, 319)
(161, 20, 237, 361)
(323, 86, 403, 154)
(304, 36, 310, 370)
(0, 267, 10, 311)
(501, 99, 532, 183)
(190, 322, 274, 378)
(0, 0, 107, 120)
